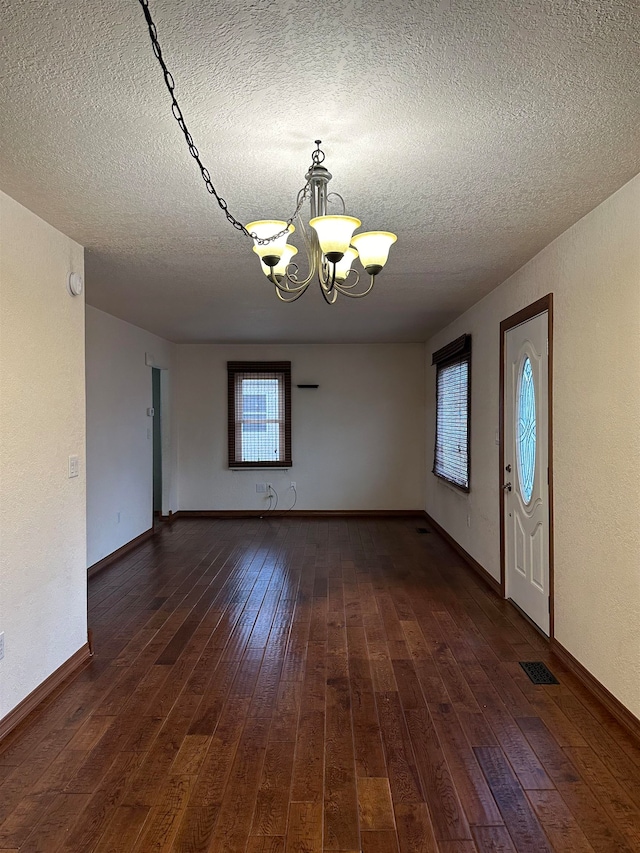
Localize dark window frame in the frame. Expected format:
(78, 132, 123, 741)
(432, 334, 471, 491)
(227, 361, 292, 468)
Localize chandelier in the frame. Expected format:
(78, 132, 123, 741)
(247, 141, 397, 303)
(137, 0, 397, 304)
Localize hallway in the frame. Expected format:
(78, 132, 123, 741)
(0, 517, 639, 851)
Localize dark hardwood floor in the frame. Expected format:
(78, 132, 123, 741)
(1, 517, 639, 852)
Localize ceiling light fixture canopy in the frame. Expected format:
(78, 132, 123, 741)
(137, 0, 397, 304)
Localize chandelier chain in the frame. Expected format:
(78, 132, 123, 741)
(136, 0, 314, 243)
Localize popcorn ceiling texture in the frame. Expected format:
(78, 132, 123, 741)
(0, 0, 638, 342)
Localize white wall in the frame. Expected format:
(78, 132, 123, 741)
(85, 307, 176, 566)
(176, 344, 425, 511)
(0, 191, 87, 719)
(425, 174, 640, 718)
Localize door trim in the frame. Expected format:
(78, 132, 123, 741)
(499, 294, 555, 638)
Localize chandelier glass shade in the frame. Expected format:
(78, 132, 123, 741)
(247, 141, 398, 304)
(253, 244, 298, 278)
(351, 231, 398, 276)
(308, 215, 361, 262)
(245, 220, 295, 268)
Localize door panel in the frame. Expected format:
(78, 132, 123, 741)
(504, 311, 550, 634)
(531, 522, 544, 589)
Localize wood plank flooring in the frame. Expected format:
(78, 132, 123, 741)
(1, 517, 640, 852)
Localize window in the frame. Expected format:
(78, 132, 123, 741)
(517, 355, 536, 503)
(432, 334, 471, 490)
(227, 362, 292, 467)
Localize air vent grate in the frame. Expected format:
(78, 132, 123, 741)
(519, 661, 559, 684)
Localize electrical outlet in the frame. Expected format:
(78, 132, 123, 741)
(266, 482, 272, 492)
(256, 483, 266, 493)
(0, 632, 4, 661)
(68, 455, 79, 478)
(290, 481, 296, 489)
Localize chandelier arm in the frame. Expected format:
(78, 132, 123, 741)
(334, 275, 377, 298)
(318, 283, 339, 305)
(330, 262, 337, 290)
(275, 286, 309, 303)
(326, 192, 346, 214)
(332, 268, 361, 289)
(268, 270, 309, 294)
(296, 213, 311, 248)
(136, 0, 314, 244)
(318, 261, 340, 304)
(318, 257, 336, 293)
(301, 224, 318, 268)
(276, 220, 319, 288)
(278, 252, 316, 289)
(284, 267, 316, 287)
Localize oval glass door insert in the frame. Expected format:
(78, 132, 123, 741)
(517, 356, 536, 503)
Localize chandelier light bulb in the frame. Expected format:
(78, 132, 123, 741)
(350, 231, 398, 276)
(309, 215, 362, 263)
(246, 220, 295, 267)
(333, 246, 359, 282)
(254, 244, 298, 279)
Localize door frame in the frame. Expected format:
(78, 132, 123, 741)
(152, 366, 162, 519)
(499, 293, 555, 638)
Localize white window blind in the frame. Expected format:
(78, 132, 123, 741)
(432, 335, 471, 490)
(227, 362, 292, 467)
(235, 375, 283, 462)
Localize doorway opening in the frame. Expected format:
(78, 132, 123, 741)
(152, 367, 162, 523)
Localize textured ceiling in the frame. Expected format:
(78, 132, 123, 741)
(1, 0, 639, 343)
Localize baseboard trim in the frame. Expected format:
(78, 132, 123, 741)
(174, 509, 425, 519)
(550, 639, 640, 743)
(0, 643, 92, 743)
(87, 527, 155, 578)
(421, 513, 640, 741)
(423, 511, 502, 597)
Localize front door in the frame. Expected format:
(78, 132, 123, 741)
(503, 309, 551, 634)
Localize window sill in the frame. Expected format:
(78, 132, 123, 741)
(230, 467, 291, 471)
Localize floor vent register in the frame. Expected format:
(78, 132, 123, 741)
(519, 661, 559, 684)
